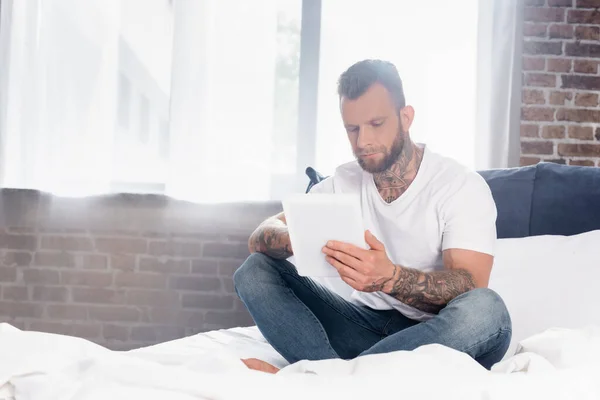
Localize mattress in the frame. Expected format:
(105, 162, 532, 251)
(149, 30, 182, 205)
(127, 325, 289, 369)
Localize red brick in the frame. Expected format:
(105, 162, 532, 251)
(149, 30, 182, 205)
(149, 308, 204, 327)
(596, 127, 600, 140)
(130, 326, 185, 342)
(547, 58, 572, 73)
(573, 60, 599, 74)
(523, 89, 546, 104)
(523, 57, 546, 71)
(72, 287, 126, 304)
(61, 270, 113, 287)
(102, 324, 130, 341)
(222, 277, 234, 293)
(562, 75, 600, 90)
(521, 107, 556, 121)
(0, 267, 16, 282)
(109, 254, 136, 271)
(115, 272, 167, 289)
(577, 0, 600, 7)
(148, 241, 202, 258)
(575, 92, 599, 107)
(524, 23, 548, 38)
(565, 42, 600, 58)
(204, 311, 254, 328)
(95, 238, 147, 254)
(88, 306, 141, 322)
(558, 143, 600, 156)
(29, 321, 101, 339)
(523, 41, 563, 56)
(181, 293, 234, 310)
(41, 236, 93, 252)
(569, 159, 596, 166)
(525, 73, 557, 87)
(23, 269, 60, 284)
(126, 290, 180, 307)
(33, 252, 75, 268)
(569, 126, 595, 139)
(548, 24, 573, 39)
(203, 243, 249, 259)
(525, 7, 566, 22)
(168, 275, 221, 291)
(77, 254, 108, 270)
(218, 259, 245, 276)
(191, 259, 219, 275)
(556, 108, 600, 122)
(47, 304, 88, 320)
(575, 26, 600, 41)
(0, 234, 37, 251)
(568, 9, 600, 24)
(542, 125, 566, 138)
(139, 257, 191, 274)
(549, 91, 573, 105)
(0, 251, 32, 267)
(521, 124, 540, 138)
(32, 286, 68, 302)
(0, 302, 44, 318)
(2, 286, 29, 301)
(521, 141, 555, 155)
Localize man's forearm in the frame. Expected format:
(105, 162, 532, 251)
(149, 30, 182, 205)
(382, 265, 475, 314)
(248, 218, 293, 260)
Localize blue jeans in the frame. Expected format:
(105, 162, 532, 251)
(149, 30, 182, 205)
(234, 253, 512, 370)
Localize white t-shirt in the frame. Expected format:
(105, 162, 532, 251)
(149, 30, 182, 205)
(307, 145, 497, 322)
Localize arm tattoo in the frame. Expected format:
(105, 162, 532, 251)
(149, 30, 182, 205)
(249, 219, 293, 260)
(384, 265, 476, 314)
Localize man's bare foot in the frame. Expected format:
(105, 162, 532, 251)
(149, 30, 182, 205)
(241, 358, 280, 374)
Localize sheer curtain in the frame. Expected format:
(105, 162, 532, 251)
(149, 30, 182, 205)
(0, 0, 522, 202)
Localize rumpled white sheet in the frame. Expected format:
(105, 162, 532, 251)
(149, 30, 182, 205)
(0, 323, 599, 400)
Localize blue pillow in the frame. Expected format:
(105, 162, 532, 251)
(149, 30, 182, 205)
(478, 166, 536, 239)
(530, 162, 600, 236)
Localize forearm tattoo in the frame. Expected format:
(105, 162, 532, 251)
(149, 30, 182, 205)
(249, 221, 293, 260)
(384, 265, 476, 314)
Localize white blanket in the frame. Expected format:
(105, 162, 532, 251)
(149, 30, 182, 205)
(0, 323, 599, 400)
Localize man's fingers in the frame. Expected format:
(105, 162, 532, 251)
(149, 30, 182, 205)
(325, 241, 368, 260)
(325, 256, 364, 282)
(322, 247, 362, 270)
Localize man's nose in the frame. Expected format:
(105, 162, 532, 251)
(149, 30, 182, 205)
(357, 125, 375, 149)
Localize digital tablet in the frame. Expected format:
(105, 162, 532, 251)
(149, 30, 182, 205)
(282, 193, 367, 277)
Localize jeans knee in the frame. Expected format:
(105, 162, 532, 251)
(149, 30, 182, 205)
(459, 288, 512, 332)
(233, 253, 278, 299)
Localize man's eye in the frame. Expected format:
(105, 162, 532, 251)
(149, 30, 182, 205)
(372, 121, 383, 127)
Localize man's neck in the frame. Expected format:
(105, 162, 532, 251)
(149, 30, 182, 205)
(373, 140, 424, 204)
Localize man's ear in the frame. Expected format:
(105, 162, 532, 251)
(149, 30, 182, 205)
(399, 106, 415, 132)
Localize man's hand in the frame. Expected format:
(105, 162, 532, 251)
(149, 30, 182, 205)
(322, 230, 397, 292)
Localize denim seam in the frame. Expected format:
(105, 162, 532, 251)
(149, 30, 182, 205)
(464, 328, 512, 357)
(279, 270, 384, 336)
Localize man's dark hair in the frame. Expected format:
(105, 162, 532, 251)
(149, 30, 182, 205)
(337, 59, 406, 110)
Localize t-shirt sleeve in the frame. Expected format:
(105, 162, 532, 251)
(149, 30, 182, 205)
(441, 172, 498, 256)
(308, 177, 335, 194)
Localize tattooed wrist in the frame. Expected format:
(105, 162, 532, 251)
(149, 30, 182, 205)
(383, 265, 475, 314)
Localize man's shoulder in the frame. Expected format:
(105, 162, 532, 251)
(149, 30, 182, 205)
(309, 161, 363, 194)
(423, 148, 490, 199)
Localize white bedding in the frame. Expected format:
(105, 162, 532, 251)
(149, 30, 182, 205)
(1, 323, 599, 400)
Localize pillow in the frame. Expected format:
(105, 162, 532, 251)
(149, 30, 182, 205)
(488, 230, 600, 359)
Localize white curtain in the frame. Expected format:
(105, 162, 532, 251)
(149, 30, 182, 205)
(0, 0, 522, 202)
(475, 0, 524, 170)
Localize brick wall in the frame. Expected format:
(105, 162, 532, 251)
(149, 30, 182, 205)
(521, 0, 600, 167)
(0, 189, 281, 350)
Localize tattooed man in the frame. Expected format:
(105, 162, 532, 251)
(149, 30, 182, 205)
(235, 60, 511, 374)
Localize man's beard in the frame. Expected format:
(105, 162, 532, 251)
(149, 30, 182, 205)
(355, 129, 405, 174)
